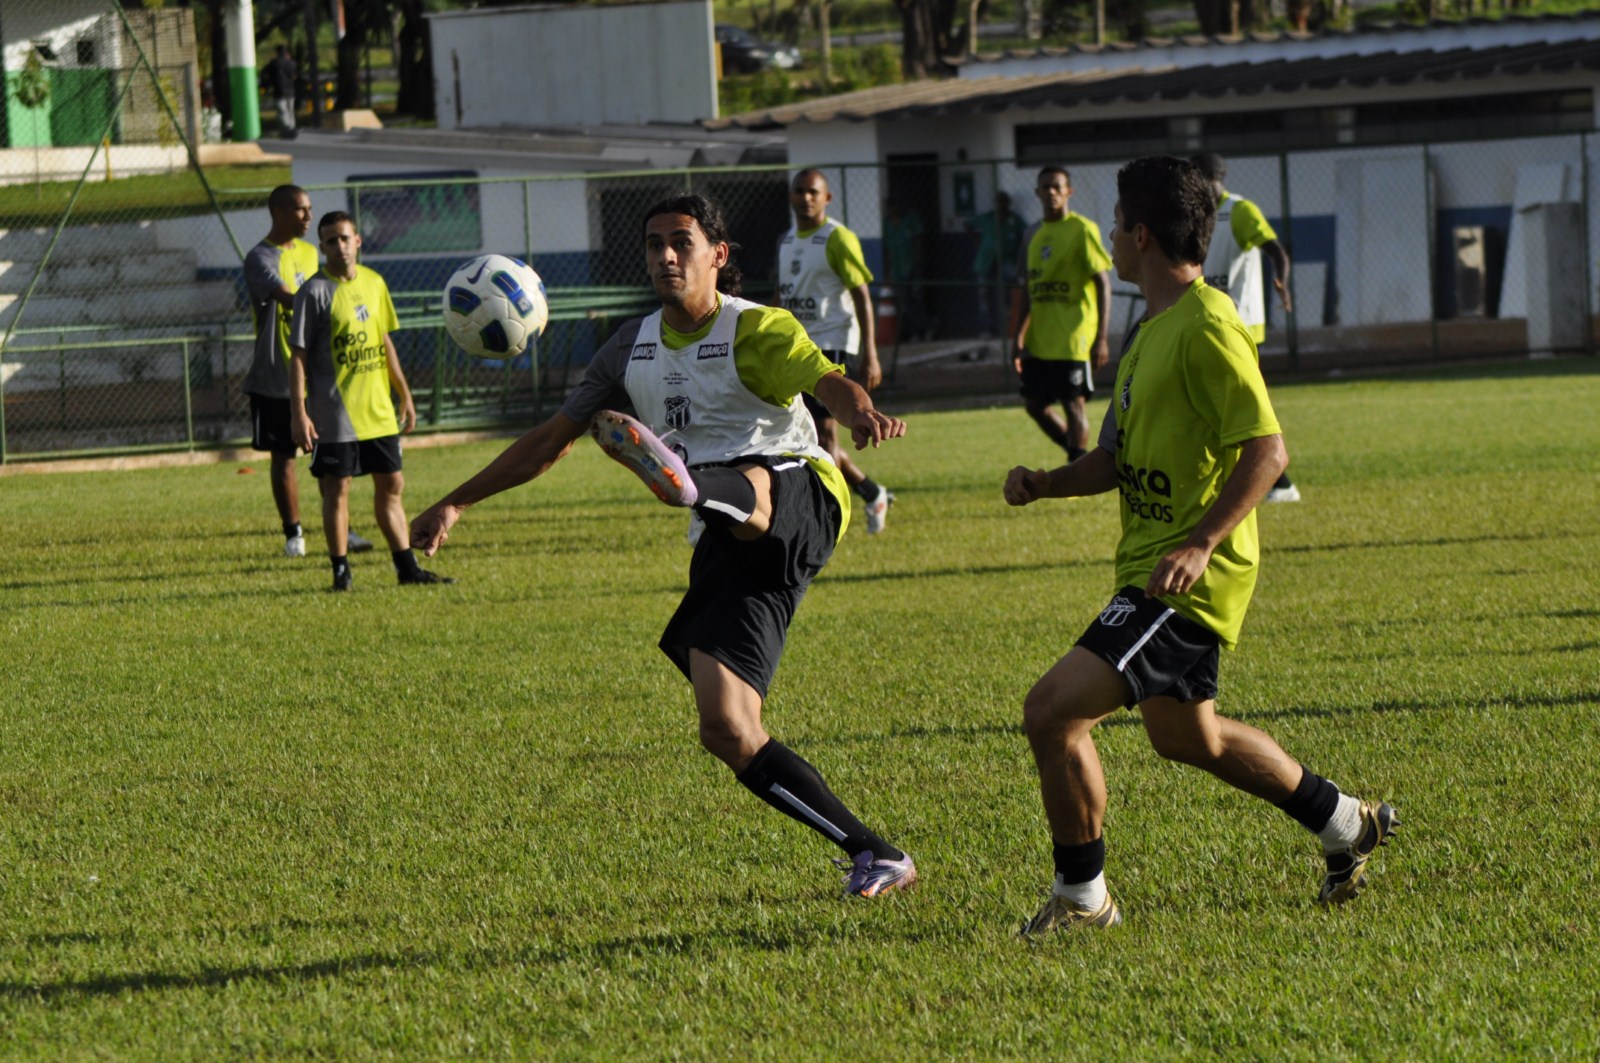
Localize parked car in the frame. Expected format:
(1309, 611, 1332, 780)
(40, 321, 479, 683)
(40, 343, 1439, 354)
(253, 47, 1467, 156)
(715, 24, 801, 74)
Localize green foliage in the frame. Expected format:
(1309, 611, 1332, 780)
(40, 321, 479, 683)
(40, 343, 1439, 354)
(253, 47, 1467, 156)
(14, 49, 51, 110)
(1, 363, 1598, 1055)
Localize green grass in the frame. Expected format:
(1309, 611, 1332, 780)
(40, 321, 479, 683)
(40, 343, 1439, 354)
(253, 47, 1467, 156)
(3, 363, 1599, 1057)
(0, 164, 292, 228)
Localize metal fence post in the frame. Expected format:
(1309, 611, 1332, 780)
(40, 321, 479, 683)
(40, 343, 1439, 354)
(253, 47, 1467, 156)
(181, 339, 196, 449)
(1279, 149, 1298, 372)
(1423, 143, 1439, 361)
(1582, 133, 1595, 358)
(524, 178, 534, 265)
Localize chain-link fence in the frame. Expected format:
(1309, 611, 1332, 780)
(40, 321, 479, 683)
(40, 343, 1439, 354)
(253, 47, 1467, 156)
(2, 2, 1596, 463)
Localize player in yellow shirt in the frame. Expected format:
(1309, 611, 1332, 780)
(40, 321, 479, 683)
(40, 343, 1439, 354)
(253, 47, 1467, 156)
(241, 185, 373, 558)
(411, 195, 916, 898)
(1004, 156, 1395, 938)
(1191, 153, 1301, 503)
(289, 212, 450, 592)
(1011, 167, 1113, 460)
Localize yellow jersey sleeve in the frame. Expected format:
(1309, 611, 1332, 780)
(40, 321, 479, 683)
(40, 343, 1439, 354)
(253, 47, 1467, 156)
(825, 226, 874, 291)
(732, 305, 842, 406)
(1230, 197, 1278, 253)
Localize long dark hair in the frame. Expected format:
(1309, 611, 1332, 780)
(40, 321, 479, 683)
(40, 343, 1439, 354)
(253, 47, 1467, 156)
(642, 194, 743, 295)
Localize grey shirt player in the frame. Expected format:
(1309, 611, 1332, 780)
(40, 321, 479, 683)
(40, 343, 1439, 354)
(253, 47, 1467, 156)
(243, 236, 320, 399)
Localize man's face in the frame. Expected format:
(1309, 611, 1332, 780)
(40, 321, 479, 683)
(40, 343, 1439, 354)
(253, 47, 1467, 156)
(1036, 173, 1070, 217)
(319, 220, 360, 272)
(790, 173, 830, 227)
(645, 212, 727, 308)
(274, 192, 312, 239)
(1110, 201, 1140, 284)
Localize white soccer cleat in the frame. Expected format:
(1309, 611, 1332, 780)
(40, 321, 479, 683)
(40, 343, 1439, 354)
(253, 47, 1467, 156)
(283, 534, 306, 558)
(1265, 483, 1302, 503)
(864, 485, 893, 535)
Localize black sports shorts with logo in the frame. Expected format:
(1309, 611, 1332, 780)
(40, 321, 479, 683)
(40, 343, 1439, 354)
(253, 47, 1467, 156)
(1018, 356, 1093, 404)
(310, 435, 403, 479)
(1076, 586, 1221, 707)
(249, 395, 298, 456)
(659, 457, 840, 699)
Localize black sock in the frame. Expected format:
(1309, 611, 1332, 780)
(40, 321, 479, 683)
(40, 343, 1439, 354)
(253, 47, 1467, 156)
(1274, 472, 1294, 489)
(1052, 836, 1106, 885)
(284, 521, 302, 539)
(852, 477, 881, 502)
(689, 466, 758, 527)
(330, 555, 350, 579)
(392, 548, 422, 577)
(1066, 446, 1087, 463)
(736, 740, 902, 860)
(1275, 765, 1341, 833)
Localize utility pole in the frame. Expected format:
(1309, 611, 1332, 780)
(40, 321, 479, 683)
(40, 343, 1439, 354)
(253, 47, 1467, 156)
(225, 0, 261, 140)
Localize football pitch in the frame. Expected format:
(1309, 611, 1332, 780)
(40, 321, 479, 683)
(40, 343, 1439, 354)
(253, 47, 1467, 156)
(3, 361, 1597, 1058)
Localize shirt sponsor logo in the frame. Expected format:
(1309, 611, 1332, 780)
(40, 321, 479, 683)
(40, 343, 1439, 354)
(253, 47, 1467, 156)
(664, 370, 688, 385)
(1204, 274, 1231, 292)
(294, 272, 306, 286)
(631, 343, 657, 361)
(664, 395, 691, 430)
(696, 342, 730, 360)
(1099, 596, 1138, 627)
(810, 233, 828, 244)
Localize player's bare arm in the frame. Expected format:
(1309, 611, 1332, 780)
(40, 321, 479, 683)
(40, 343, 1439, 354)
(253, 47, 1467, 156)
(846, 284, 881, 390)
(813, 370, 904, 450)
(1092, 272, 1113, 368)
(1004, 446, 1118, 506)
(1145, 433, 1288, 597)
(410, 412, 588, 555)
(287, 344, 316, 451)
(383, 334, 417, 434)
(1264, 240, 1293, 313)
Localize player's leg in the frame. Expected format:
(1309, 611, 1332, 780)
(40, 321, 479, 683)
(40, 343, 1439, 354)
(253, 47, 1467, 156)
(269, 452, 300, 529)
(1018, 359, 1075, 453)
(1141, 694, 1397, 902)
(1063, 394, 1092, 461)
(691, 649, 914, 897)
(368, 441, 452, 585)
(1019, 645, 1129, 936)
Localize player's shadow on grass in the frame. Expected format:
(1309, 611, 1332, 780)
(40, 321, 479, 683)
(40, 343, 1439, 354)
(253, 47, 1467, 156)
(0, 925, 879, 1002)
(821, 557, 1105, 586)
(1268, 528, 1590, 555)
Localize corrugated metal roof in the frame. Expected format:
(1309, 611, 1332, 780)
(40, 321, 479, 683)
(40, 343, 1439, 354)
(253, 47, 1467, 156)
(709, 37, 1600, 129)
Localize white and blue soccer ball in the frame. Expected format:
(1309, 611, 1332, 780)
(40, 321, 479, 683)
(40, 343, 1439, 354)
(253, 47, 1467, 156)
(443, 254, 548, 359)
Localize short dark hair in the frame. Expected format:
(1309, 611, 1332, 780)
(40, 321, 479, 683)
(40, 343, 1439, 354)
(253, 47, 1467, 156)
(317, 210, 355, 236)
(1190, 153, 1227, 182)
(1037, 166, 1071, 185)
(1116, 156, 1215, 265)
(792, 167, 829, 192)
(641, 194, 743, 296)
(267, 184, 306, 213)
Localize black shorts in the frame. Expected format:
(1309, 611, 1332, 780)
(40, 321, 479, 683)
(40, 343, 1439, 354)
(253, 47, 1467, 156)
(802, 349, 849, 422)
(309, 436, 403, 479)
(1075, 586, 1220, 707)
(659, 458, 840, 699)
(1019, 357, 1093, 404)
(249, 395, 298, 456)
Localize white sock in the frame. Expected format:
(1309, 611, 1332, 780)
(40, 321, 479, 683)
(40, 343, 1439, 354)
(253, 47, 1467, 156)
(1052, 871, 1107, 910)
(1317, 793, 1363, 852)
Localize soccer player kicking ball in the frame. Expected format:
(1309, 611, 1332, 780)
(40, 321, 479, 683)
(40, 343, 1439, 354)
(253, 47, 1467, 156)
(411, 195, 917, 898)
(1003, 157, 1395, 939)
(289, 212, 452, 592)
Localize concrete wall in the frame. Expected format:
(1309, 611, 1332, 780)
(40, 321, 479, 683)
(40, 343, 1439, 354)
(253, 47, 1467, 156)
(428, 0, 717, 128)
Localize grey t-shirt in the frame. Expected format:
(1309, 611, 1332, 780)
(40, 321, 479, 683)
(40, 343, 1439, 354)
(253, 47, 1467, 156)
(242, 239, 316, 399)
(558, 317, 642, 425)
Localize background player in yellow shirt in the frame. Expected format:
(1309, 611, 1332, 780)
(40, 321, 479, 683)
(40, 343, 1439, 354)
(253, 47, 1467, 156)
(289, 213, 449, 592)
(1004, 156, 1395, 939)
(241, 185, 372, 558)
(1191, 152, 1301, 504)
(1011, 167, 1112, 461)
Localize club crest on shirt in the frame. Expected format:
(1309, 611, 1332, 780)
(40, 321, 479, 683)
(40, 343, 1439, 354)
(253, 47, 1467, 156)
(790, 258, 802, 275)
(1099, 596, 1138, 627)
(631, 343, 657, 361)
(664, 395, 691, 431)
(294, 272, 306, 286)
(696, 342, 730, 360)
(355, 304, 370, 322)
(1041, 245, 1053, 260)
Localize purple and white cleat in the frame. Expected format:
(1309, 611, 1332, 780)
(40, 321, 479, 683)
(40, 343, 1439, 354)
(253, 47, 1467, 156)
(590, 410, 698, 507)
(836, 850, 918, 898)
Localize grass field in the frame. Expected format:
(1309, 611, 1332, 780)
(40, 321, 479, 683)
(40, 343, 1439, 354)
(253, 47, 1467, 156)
(3, 362, 1598, 1058)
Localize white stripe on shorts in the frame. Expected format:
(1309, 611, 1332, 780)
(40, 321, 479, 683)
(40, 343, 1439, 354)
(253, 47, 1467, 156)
(769, 784, 848, 841)
(771, 459, 804, 472)
(1116, 607, 1176, 673)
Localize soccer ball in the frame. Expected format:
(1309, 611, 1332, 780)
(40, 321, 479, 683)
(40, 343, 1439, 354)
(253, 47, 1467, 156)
(442, 254, 549, 359)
